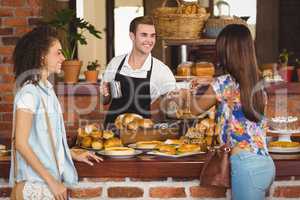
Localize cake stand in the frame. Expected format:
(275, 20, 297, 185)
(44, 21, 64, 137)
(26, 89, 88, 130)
(267, 129, 300, 153)
(267, 129, 300, 141)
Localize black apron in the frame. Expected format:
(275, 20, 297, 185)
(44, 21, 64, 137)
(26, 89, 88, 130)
(104, 56, 153, 128)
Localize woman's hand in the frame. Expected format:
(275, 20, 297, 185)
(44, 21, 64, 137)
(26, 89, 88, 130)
(71, 149, 103, 166)
(164, 89, 189, 112)
(48, 179, 67, 200)
(189, 77, 212, 89)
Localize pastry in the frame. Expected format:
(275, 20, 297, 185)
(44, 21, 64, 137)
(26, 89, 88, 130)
(269, 141, 300, 148)
(269, 116, 298, 130)
(90, 131, 102, 140)
(136, 118, 154, 129)
(136, 141, 163, 149)
(127, 120, 139, 130)
(85, 123, 99, 134)
(104, 138, 122, 149)
(123, 113, 143, 125)
(91, 140, 103, 150)
(177, 144, 201, 154)
(105, 147, 135, 156)
(157, 144, 177, 155)
(114, 115, 124, 129)
(102, 130, 114, 139)
(81, 136, 92, 148)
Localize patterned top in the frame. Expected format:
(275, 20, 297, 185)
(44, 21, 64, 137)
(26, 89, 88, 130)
(211, 74, 269, 156)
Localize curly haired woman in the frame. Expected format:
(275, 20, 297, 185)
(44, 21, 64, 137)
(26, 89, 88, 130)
(10, 25, 102, 200)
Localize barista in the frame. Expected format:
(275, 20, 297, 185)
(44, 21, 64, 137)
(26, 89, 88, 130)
(100, 16, 176, 128)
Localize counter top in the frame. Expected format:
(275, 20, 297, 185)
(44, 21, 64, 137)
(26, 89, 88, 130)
(1, 153, 300, 179)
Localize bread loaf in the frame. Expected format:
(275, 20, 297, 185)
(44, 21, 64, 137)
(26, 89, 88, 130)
(177, 62, 193, 76)
(192, 62, 214, 77)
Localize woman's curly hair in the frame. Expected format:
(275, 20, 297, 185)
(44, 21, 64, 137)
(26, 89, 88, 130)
(13, 25, 59, 87)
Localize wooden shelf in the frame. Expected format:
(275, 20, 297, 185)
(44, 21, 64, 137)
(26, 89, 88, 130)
(160, 38, 216, 67)
(162, 38, 216, 46)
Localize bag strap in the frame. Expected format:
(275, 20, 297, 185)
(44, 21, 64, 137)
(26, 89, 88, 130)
(12, 90, 61, 183)
(40, 97, 61, 178)
(12, 107, 17, 183)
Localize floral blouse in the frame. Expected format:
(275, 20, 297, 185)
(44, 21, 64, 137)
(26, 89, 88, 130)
(211, 74, 269, 156)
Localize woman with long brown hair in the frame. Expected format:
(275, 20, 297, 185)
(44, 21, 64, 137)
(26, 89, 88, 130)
(180, 24, 275, 199)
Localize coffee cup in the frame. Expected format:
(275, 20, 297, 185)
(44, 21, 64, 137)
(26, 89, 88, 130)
(109, 80, 122, 99)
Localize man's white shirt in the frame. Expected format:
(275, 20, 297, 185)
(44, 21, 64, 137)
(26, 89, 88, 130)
(102, 53, 176, 102)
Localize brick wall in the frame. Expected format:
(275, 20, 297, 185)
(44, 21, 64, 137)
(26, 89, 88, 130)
(0, 0, 106, 147)
(1, 178, 300, 199)
(0, 0, 42, 144)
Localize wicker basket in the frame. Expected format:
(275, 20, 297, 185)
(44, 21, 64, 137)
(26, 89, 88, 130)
(152, 0, 210, 39)
(203, 17, 247, 38)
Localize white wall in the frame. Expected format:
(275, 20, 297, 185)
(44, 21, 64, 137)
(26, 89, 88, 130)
(77, 0, 143, 77)
(77, 0, 106, 76)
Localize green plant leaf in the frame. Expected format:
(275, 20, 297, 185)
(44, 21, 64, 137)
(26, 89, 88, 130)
(45, 8, 102, 60)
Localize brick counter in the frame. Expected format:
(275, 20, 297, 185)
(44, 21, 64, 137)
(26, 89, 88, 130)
(1, 153, 300, 199)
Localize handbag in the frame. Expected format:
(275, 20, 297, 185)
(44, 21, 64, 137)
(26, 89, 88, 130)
(200, 113, 232, 188)
(10, 96, 62, 199)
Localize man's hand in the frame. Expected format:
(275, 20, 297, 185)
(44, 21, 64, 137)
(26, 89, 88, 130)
(100, 82, 110, 97)
(99, 82, 111, 104)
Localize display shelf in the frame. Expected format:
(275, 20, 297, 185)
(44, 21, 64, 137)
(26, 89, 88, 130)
(159, 38, 216, 67)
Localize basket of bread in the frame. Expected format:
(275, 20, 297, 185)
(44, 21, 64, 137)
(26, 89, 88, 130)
(76, 124, 122, 151)
(152, 0, 210, 39)
(179, 108, 217, 151)
(114, 113, 180, 145)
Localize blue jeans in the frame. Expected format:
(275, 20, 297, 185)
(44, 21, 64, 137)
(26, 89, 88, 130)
(230, 151, 275, 200)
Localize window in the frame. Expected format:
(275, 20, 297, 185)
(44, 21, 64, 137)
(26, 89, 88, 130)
(114, 6, 144, 56)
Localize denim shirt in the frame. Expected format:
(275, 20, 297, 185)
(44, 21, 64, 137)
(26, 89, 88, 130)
(9, 81, 78, 186)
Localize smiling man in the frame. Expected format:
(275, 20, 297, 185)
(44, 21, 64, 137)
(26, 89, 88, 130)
(101, 16, 176, 127)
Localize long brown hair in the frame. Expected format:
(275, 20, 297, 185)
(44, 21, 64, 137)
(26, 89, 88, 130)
(216, 24, 264, 122)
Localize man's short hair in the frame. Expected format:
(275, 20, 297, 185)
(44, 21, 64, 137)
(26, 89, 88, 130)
(129, 16, 154, 34)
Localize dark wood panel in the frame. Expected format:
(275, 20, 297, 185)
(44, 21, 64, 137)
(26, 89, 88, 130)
(279, 0, 300, 64)
(1, 154, 300, 179)
(256, 0, 279, 65)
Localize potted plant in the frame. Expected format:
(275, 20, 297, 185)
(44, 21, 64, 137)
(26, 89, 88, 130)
(47, 8, 102, 83)
(84, 60, 100, 83)
(278, 49, 294, 82)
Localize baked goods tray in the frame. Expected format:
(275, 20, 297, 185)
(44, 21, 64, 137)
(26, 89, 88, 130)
(147, 150, 205, 158)
(97, 150, 143, 159)
(127, 143, 157, 152)
(77, 145, 102, 151)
